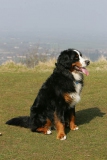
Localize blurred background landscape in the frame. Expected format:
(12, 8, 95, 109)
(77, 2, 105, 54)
(0, 0, 107, 65)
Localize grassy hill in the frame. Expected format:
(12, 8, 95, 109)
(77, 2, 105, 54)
(0, 59, 107, 160)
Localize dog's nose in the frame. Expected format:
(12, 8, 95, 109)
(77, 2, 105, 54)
(85, 60, 90, 65)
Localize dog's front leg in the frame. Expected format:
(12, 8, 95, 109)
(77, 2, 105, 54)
(69, 107, 79, 131)
(54, 112, 66, 140)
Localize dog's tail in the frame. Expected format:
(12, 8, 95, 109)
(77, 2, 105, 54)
(6, 116, 30, 128)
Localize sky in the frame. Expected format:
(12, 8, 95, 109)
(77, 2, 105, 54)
(0, 0, 107, 46)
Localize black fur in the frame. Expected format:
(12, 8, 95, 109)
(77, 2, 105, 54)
(6, 49, 89, 140)
(6, 116, 30, 128)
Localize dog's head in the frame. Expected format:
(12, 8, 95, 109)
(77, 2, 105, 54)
(56, 49, 90, 75)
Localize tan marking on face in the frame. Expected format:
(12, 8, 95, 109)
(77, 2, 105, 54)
(73, 61, 82, 67)
(70, 61, 82, 72)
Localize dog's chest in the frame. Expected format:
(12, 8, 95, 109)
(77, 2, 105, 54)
(75, 82, 82, 94)
(69, 73, 83, 107)
(72, 72, 83, 94)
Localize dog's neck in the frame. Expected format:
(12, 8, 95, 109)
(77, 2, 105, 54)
(72, 72, 83, 81)
(54, 65, 83, 84)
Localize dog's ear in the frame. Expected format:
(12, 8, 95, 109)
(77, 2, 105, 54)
(56, 52, 71, 69)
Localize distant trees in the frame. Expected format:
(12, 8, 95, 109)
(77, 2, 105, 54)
(20, 45, 59, 68)
(20, 46, 48, 68)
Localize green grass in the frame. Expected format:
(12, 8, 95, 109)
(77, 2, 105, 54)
(0, 62, 107, 160)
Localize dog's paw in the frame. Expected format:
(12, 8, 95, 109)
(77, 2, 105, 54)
(60, 135, 66, 140)
(57, 133, 66, 140)
(71, 125, 79, 131)
(72, 126, 79, 130)
(46, 129, 52, 135)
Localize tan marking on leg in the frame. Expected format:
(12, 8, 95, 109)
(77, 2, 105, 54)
(36, 119, 52, 134)
(45, 119, 52, 128)
(63, 93, 72, 104)
(36, 127, 48, 134)
(54, 112, 66, 140)
(70, 114, 78, 130)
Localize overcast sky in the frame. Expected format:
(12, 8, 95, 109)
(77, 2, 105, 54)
(0, 0, 107, 40)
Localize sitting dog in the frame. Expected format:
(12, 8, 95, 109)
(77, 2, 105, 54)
(6, 49, 90, 140)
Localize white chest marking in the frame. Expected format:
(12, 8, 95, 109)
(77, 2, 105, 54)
(69, 93, 81, 107)
(75, 83, 82, 94)
(72, 72, 81, 81)
(68, 72, 82, 108)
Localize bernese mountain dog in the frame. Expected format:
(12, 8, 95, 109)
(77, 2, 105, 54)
(6, 49, 90, 140)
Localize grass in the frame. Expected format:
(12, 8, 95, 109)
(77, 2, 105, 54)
(0, 60, 107, 160)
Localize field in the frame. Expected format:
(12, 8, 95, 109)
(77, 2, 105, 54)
(0, 60, 107, 160)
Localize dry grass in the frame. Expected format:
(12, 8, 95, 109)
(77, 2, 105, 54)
(97, 55, 107, 62)
(1, 56, 107, 73)
(0, 59, 56, 73)
(89, 57, 107, 71)
(0, 60, 28, 72)
(35, 58, 56, 72)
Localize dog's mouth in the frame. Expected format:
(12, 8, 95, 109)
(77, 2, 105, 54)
(74, 66, 89, 76)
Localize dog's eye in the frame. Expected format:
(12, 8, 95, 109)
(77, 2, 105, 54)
(74, 56, 79, 60)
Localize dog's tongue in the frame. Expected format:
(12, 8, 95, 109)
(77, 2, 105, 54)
(81, 68, 89, 76)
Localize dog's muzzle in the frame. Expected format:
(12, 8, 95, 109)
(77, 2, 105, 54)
(85, 60, 90, 66)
